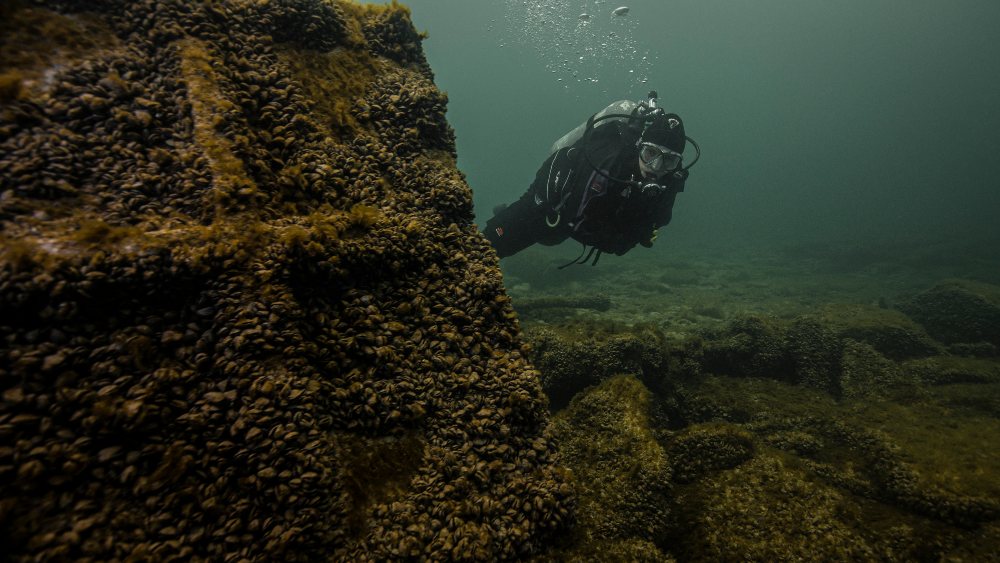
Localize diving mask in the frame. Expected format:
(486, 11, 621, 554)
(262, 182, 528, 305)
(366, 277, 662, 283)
(638, 142, 682, 174)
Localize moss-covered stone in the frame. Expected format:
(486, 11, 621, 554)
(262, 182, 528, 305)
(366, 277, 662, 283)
(900, 279, 1000, 348)
(665, 423, 754, 483)
(903, 355, 1000, 386)
(525, 323, 669, 411)
(785, 316, 843, 394)
(654, 384, 998, 561)
(680, 376, 1000, 530)
(703, 310, 944, 400)
(670, 455, 881, 561)
(814, 303, 943, 360)
(839, 339, 911, 399)
(701, 314, 791, 380)
(548, 375, 672, 557)
(762, 429, 824, 456)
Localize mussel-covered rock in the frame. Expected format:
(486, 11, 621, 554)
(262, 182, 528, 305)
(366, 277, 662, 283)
(900, 279, 1000, 352)
(0, 1, 572, 561)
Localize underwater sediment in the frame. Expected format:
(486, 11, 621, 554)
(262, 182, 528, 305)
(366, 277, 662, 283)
(0, 0, 572, 560)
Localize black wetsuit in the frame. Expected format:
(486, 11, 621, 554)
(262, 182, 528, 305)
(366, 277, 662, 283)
(483, 120, 687, 259)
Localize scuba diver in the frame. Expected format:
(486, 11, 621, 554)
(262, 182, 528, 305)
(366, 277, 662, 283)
(482, 91, 700, 267)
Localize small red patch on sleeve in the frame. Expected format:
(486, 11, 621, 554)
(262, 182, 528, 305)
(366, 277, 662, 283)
(495, 227, 504, 237)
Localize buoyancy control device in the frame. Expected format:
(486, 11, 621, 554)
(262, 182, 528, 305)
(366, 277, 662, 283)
(554, 91, 701, 268)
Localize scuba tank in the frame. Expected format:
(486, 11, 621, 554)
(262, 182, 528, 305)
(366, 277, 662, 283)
(549, 99, 640, 155)
(553, 92, 702, 269)
(575, 91, 701, 181)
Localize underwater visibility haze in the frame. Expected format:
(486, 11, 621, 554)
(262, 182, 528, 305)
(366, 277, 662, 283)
(383, 0, 1000, 559)
(390, 0, 1000, 254)
(2, 0, 1000, 560)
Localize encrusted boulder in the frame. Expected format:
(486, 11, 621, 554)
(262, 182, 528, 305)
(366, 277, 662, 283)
(261, 0, 349, 52)
(669, 455, 881, 560)
(701, 315, 791, 381)
(548, 375, 673, 560)
(0, 1, 572, 560)
(813, 303, 943, 360)
(839, 340, 911, 399)
(357, 1, 433, 77)
(903, 355, 1000, 386)
(525, 323, 668, 411)
(900, 279, 1000, 353)
(670, 376, 1000, 556)
(665, 423, 754, 484)
(785, 316, 843, 394)
(703, 311, 936, 399)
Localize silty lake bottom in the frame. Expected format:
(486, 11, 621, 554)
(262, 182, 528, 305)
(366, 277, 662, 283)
(501, 233, 1000, 560)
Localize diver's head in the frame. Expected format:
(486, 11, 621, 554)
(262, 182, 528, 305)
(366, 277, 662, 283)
(638, 113, 685, 178)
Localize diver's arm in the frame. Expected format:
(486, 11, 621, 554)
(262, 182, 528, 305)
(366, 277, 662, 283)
(652, 191, 678, 229)
(610, 182, 679, 250)
(527, 150, 560, 201)
(650, 169, 686, 228)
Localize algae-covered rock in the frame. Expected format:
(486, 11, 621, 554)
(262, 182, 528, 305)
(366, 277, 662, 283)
(526, 323, 668, 411)
(704, 311, 938, 400)
(701, 315, 791, 380)
(900, 279, 1000, 349)
(665, 423, 754, 483)
(815, 303, 943, 360)
(761, 429, 824, 456)
(903, 355, 1000, 385)
(549, 375, 673, 559)
(670, 455, 880, 561)
(0, 1, 571, 560)
(839, 340, 911, 399)
(785, 316, 843, 394)
(677, 374, 1000, 527)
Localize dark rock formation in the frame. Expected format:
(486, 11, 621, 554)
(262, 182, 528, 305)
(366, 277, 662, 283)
(525, 323, 670, 411)
(900, 279, 1000, 353)
(701, 315, 792, 381)
(519, 282, 1000, 559)
(702, 309, 941, 399)
(668, 376, 1000, 559)
(813, 303, 943, 360)
(903, 356, 1000, 386)
(839, 340, 909, 399)
(548, 375, 673, 561)
(665, 423, 754, 484)
(0, 1, 571, 560)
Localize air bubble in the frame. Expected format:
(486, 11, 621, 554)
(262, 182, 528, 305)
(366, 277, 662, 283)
(501, 0, 654, 95)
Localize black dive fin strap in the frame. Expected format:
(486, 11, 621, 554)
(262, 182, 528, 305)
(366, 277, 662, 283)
(557, 245, 603, 269)
(557, 246, 585, 269)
